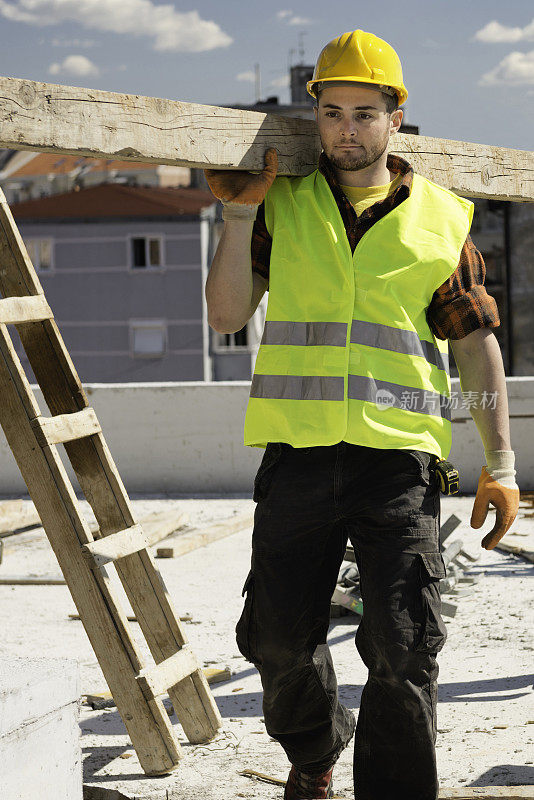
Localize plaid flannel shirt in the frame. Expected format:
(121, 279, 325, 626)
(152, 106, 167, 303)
(251, 152, 500, 340)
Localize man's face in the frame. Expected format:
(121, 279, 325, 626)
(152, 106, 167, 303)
(313, 83, 403, 172)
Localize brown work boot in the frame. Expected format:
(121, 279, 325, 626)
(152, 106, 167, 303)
(283, 764, 335, 799)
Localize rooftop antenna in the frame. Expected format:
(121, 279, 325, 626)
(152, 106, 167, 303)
(254, 62, 261, 103)
(298, 31, 307, 64)
(288, 47, 296, 70)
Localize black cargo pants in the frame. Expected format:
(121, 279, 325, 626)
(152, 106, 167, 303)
(236, 440, 448, 800)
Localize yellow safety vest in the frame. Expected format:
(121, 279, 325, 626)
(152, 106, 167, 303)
(243, 169, 474, 459)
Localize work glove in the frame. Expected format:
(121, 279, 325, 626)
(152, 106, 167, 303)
(470, 450, 520, 550)
(204, 148, 278, 220)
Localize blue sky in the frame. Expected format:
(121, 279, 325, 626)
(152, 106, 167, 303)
(0, 0, 532, 151)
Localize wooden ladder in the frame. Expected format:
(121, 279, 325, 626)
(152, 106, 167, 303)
(0, 188, 222, 775)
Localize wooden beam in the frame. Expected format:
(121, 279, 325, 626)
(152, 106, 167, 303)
(82, 524, 149, 568)
(136, 647, 200, 699)
(0, 75, 532, 202)
(0, 295, 53, 325)
(154, 512, 254, 559)
(30, 407, 101, 446)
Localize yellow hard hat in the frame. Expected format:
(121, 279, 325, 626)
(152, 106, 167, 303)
(307, 29, 408, 106)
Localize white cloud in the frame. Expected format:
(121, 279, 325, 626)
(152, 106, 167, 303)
(236, 71, 255, 83)
(287, 15, 313, 25)
(0, 0, 232, 52)
(276, 8, 313, 25)
(48, 54, 99, 77)
(479, 50, 534, 86)
(474, 19, 534, 43)
(50, 37, 99, 48)
(421, 38, 442, 49)
(270, 74, 290, 88)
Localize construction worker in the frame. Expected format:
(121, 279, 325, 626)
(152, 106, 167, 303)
(204, 29, 520, 800)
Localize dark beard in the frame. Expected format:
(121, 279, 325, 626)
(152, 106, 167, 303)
(326, 136, 389, 172)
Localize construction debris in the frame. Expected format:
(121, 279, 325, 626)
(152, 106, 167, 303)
(331, 514, 481, 620)
(155, 512, 254, 558)
(0, 574, 66, 585)
(0, 500, 41, 537)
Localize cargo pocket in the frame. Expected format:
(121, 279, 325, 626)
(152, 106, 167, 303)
(235, 570, 259, 664)
(415, 552, 448, 653)
(403, 449, 433, 487)
(253, 442, 283, 503)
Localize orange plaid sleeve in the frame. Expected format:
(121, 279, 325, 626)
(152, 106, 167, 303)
(426, 234, 500, 340)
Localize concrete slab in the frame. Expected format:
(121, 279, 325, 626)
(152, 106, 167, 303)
(0, 657, 82, 800)
(0, 495, 532, 799)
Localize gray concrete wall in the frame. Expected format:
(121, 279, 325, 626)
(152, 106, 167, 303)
(0, 378, 532, 496)
(0, 658, 82, 800)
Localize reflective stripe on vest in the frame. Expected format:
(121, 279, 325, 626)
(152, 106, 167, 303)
(250, 372, 450, 419)
(260, 319, 449, 374)
(350, 319, 449, 374)
(261, 320, 346, 347)
(250, 373, 344, 401)
(348, 375, 451, 421)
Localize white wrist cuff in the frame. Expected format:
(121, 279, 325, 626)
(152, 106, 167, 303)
(484, 450, 518, 489)
(221, 201, 258, 221)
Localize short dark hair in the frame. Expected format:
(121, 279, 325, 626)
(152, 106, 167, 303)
(382, 92, 399, 115)
(314, 83, 400, 114)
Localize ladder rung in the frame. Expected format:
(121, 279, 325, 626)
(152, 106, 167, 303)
(0, 295, 53, 324)
(82, 524, 148, 568)
(31, 407, 102, 446)
(136, 648, 201, 698)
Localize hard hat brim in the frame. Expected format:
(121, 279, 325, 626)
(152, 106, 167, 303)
(307, 76, 408, 106)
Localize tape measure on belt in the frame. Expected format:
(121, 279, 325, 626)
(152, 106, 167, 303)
(433, 458, 460, 495)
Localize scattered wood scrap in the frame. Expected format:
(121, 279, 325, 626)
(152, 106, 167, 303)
(69, 612, 193, 623)
(495, 524, 534, 564)
(495, 541, 534, 564)
(0, 500, 42, 537)
(155, 512, 254, 559)
(0, 574, 66, 585)
(139, 509, 190, 546)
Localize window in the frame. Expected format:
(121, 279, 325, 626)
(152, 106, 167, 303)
(130, 236, 163, 269)
(130, 320, 167, 357)
(218, 325, 248, 349)
(212, 295, 267, 353)
(25, 238, 53, 272)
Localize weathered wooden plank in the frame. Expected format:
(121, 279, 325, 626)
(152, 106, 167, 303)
(0, 505, 41, 536)
(82, 523, 148, 568)
(0, 75, 532, 201)
(139, 509, 190, 547)
(0, 295, 53, 325)
(155, 512, 254, 558)
(31, 407, 101, 446)
(136, 647, 200, 699)
(0, 574, 66, 585)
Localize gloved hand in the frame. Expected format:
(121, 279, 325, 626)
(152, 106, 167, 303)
(204, 148, 278, 212)
(470, 451, 520, 550)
